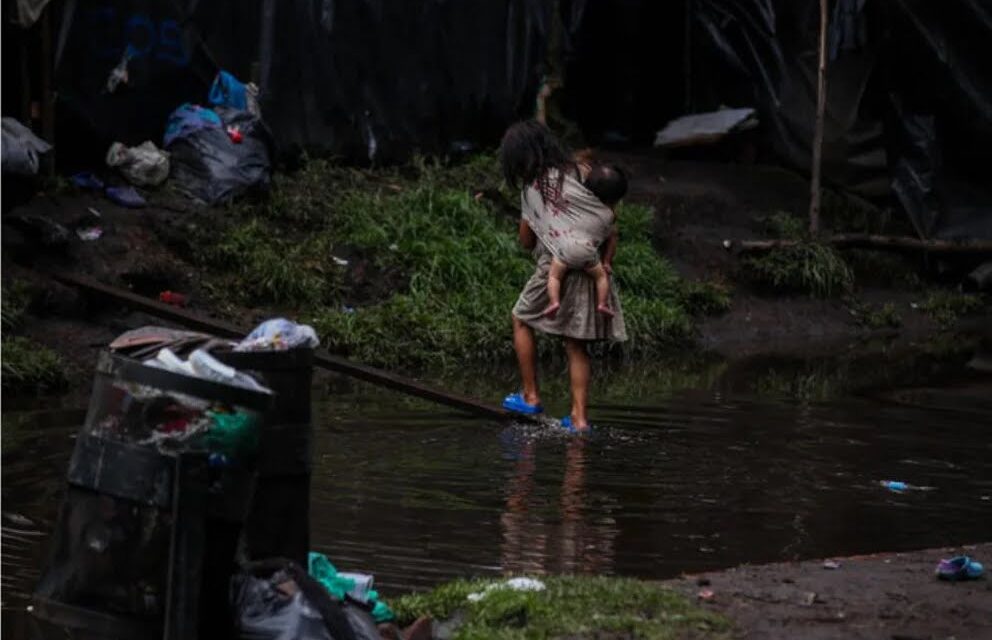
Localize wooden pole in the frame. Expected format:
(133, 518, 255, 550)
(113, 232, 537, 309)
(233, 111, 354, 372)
(809, 0, 829, 234)
(723, 234, 992, 254)
(49, 271, 534, 423)
(39, 5, 56, 176)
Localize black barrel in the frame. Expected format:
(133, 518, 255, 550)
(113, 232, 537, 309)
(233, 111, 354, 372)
(215, 348, 314, 568)
(33, 351, 272, 639)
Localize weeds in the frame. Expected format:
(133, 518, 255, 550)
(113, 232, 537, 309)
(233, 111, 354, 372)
(742, 241, 854, 298)
(1, 336, 68, 393)
(391, 576, 730, 639)
(196, 157, 706, 369)
(919, 290, 986, 328)
(848, 299, 902, 330)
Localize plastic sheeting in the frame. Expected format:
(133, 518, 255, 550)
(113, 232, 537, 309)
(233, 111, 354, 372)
(692, 0, 992, 239)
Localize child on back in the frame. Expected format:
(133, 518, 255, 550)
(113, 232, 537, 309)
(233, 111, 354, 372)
(542, 163, 627, 318)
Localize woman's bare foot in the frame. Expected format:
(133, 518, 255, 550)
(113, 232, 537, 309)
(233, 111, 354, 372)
(542, 302, 561, 318)
(596, 304, 615, 317)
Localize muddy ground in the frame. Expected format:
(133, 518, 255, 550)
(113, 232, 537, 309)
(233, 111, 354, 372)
(666, 542, 992, 640)
(4, 151, 984, 390)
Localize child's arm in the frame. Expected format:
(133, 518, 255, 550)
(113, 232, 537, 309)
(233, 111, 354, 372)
(602, 227, 618, 273)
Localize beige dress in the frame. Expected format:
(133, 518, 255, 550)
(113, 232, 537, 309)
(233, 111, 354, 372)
(512, 171, 628, 342)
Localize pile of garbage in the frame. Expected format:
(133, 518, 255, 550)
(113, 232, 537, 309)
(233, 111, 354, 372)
(3, 69, 271, 210)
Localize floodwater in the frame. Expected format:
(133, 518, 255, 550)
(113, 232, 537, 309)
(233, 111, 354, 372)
(3, 343, 992, 634)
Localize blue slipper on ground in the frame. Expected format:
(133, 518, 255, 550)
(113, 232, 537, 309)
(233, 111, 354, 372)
(502, 392, 543, 415)
(936, 556, 984, 581)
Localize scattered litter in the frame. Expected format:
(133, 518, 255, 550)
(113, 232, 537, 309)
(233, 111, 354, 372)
(881, 480, 908, 493)
(801, 591, 817, 606)
(654, 107, 758, 148)
(342, 306, 355, 314)
(106, 141, 170, 186)
(880, 480, 934, 493)
(208, 70, 248, 111)
(236, 318, 320, 352)
(822, 560, 841, 570)
(308, 552, 395, 623)
(467, 577, 546, 602)
(76, 227, 103, 241)
(105, 185, 146, 208)
(159, 291, 188, 307)
(144, 348, 270, 394)
(935, 556, 984, 581)
(697, 589, 715, 601)
(2, 117, 52, 176)
(226, 126, 244, 144)
(71, 172, 105, 191)
(105, 46, 134, 93)
(332, 256, 350, 267)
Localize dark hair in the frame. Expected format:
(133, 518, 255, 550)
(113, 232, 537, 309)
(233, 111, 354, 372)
(584, 164, 628, 207)
(499, 120, 575, 206)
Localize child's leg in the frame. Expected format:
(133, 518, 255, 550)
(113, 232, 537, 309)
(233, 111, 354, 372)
(543, 257, 568, 318)
(586, 262, 615, 317)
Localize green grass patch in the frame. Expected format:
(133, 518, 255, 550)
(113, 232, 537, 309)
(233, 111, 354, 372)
(2, 280, 33, 332)
(196, 156, 706, 368)
(919, 290, 986, 328)
(742, 241, 854, 298)
(391, 576, 730, 640)
(848, 299, 902, 330)
(1, 336, 68, 393)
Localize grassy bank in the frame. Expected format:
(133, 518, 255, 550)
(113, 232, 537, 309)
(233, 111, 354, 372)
(391, 576, 730, 639)
(1, 281, 68, 393)
(195, 156, 725, 369)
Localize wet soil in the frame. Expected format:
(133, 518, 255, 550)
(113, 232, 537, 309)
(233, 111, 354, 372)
(666, 543, 992, 640)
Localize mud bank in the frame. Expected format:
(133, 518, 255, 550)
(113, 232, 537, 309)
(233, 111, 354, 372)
(665, 543, 992, 639)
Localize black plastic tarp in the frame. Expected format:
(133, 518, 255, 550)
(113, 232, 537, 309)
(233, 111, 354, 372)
(691, 0, 992, 239)
(256, 0, 556, 161)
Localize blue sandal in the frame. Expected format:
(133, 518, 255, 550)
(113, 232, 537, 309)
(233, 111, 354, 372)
(560, 416, 592, 434)
(936, 556, 984, 581)
(502, 392, 543, 415)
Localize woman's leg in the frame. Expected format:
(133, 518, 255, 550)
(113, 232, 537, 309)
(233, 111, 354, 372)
(543, 258, 567, 318)
(513, 315, 541, 406)
(563, 338, 591, 429)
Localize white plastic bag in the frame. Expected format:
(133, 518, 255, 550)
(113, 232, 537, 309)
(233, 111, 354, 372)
(106, 140, 170, 186)
(2, 117, 52, 176)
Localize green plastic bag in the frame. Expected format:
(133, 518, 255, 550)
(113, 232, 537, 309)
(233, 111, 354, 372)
(307, 552, 395, 623)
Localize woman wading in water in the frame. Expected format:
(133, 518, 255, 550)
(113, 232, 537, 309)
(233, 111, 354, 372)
(499, 121, 627, 431)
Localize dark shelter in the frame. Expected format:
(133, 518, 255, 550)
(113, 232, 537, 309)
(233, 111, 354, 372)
(4, 0, 991, 235)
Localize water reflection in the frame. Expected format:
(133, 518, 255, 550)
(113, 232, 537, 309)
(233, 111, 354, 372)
(500, 435, 617, 576)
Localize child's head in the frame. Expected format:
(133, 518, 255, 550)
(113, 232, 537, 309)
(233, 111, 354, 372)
(584, 164, 628, 207)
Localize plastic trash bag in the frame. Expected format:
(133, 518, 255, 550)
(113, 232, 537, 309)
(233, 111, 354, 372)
(232, 560, 358, 640)
(2, 117, 52, 176)
(164, 103, 223, 148)
(167, 107, 272, 205)
(106, 141, 170, 186)
(342, 604, 381, 640)
(232, 569, 334, 640)
(236, 319, 320, 352)
(209, 70, 249, 111)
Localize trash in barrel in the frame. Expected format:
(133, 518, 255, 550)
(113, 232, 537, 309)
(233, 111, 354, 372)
(33, 348, 273, 639)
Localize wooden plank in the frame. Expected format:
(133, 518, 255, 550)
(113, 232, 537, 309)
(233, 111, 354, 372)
(51, 272, 525, 422)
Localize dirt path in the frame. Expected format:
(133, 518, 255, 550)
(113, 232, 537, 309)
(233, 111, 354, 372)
(665, 543, 992, 639)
